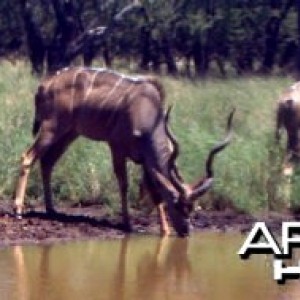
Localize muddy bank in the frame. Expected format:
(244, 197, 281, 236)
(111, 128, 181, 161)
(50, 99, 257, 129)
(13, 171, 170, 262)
(0, 200, 296, 246)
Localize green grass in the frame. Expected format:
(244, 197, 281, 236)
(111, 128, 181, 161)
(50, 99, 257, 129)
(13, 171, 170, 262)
(0, 61, 296, 213)
(161, 76, 295, 212)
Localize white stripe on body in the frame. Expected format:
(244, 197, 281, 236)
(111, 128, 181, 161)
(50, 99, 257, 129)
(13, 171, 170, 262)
(84, 69, 102, 102)
(88, 67, 145, 83)
(105, 82, 137, 134)
(71, 67, 85, 111)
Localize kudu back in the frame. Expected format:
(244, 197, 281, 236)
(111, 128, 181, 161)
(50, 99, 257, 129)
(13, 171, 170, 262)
(14, 67, 233, 237)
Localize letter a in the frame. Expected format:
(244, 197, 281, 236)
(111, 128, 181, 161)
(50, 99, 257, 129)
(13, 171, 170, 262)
(238, 222, 281, 258)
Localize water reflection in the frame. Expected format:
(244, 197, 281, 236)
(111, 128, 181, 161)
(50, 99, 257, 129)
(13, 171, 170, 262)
(3, 233, 300, 300)
(134, 237, 196, 300)
(110, 237, 127, 300)
(8, 237, 195, 300)
(13, 244, 52, 300)
(13, 246, 28, 300)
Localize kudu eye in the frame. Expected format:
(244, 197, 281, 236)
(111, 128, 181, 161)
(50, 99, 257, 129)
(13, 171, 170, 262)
(185, 203, 194, 215)
(174, 201, 193, 218)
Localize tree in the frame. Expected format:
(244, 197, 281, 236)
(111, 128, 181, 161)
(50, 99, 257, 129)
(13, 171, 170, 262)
(20, 0, 45, 75)
(261, 0, 294, 74)
(0, 0, 299, 76)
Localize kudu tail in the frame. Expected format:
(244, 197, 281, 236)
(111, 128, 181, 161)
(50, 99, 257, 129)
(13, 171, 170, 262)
(32, 119, 41, 136)
(205, 108, 235, 177)
(32, 87, 43, 136)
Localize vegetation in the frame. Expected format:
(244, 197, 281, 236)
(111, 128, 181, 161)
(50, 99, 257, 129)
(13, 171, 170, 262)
(0, 61, 296, 214)
(1, 0, 300, 77)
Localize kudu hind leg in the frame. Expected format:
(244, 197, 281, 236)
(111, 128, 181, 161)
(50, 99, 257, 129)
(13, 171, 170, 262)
(40, 132, 77, 214)
(14, 132, 56, 216)
(14, 147, 38, 216)
(111, 151, 131, 232)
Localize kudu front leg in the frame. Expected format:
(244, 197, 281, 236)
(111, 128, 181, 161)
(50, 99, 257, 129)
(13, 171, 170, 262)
(111, 151, 131, 232)
(142, 172, 171, 236)
(157, 203, 171, 236)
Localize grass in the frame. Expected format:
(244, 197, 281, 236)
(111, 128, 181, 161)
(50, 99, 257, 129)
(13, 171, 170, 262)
(162, 76, 294, 213)
(0, 60, 296, 214)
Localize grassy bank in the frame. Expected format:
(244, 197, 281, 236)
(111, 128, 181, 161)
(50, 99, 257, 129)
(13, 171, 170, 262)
(0, 61, 295, 214)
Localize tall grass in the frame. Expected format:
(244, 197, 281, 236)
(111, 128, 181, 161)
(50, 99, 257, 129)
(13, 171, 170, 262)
(0, 61, 295, 213)
(163, 76, 292, 212)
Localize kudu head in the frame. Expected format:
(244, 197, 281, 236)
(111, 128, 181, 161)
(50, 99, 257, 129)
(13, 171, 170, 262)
(153, 108, 235, 237)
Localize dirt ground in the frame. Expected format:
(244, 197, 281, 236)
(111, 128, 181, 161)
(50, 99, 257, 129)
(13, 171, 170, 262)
(0, 199, 296, 246)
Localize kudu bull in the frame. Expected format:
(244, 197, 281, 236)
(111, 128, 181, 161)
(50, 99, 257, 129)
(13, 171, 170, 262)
(276, 82, 300, 176)
(14, 67, 233, 237)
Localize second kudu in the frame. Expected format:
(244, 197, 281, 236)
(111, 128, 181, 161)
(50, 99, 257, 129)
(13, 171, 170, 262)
(276, 82, 300, 176)
(14, 67, 234, 237)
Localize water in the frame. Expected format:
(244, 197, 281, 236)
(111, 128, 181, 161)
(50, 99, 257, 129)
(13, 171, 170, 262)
(0, 232, 299, 300)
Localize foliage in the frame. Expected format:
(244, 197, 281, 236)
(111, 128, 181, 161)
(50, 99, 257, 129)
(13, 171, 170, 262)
(0, 0, 300, 76)
(0, 61, 297, 214)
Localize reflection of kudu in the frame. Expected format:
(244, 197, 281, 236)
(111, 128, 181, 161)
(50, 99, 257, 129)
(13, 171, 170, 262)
(134, 237, 194, 300)
(111, 237, 194, 300)
(13, 246, 29, 300)
(13, 245, 52, 300)
(14, 67, 233, 236)
(276, 82, 300, 175)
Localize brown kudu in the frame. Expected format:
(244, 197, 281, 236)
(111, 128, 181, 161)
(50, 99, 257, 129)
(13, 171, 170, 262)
(14, 67, 234, 237)
(276, 82, 300, 176)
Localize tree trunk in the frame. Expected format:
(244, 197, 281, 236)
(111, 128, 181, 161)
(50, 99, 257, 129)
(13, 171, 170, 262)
(21, 0, 45, 75)
(139, 26, 151, 71)
(161, 36, 177, 75)
(261, 16, 281, 73)
(261, 0, 294, 73)
(192, 35, 209, 77)
(47, 0, 81, 73)
(296, 0, 300, 77)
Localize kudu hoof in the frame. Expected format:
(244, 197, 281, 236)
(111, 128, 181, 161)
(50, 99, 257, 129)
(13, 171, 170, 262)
(123, 223, 132, 233)
(160, 227, 171, 237)
(13, 203, 24, 220)
(15, 213, 23, 220)
(46, 209, 58, 218)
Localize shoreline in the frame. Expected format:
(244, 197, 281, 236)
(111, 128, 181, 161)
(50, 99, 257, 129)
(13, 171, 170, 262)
(0, 201, 296, 247)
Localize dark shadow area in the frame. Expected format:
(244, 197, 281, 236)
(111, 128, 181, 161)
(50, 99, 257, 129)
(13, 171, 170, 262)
(23, 210, 125, 231)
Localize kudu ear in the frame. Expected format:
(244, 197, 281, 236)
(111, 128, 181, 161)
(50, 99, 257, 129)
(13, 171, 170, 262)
(150, 168, 180, 202)
(188, 178, 214, 202)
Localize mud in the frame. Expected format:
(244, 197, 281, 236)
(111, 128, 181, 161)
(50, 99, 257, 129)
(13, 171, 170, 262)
(0, 200, 296, 246)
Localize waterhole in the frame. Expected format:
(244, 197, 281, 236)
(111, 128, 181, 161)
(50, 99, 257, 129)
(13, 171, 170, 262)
(0, 232, 298, 300)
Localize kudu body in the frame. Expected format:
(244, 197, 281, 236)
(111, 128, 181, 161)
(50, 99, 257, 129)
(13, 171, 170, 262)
(276, 82, 300, 175)
(14, 67, 233, 236)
